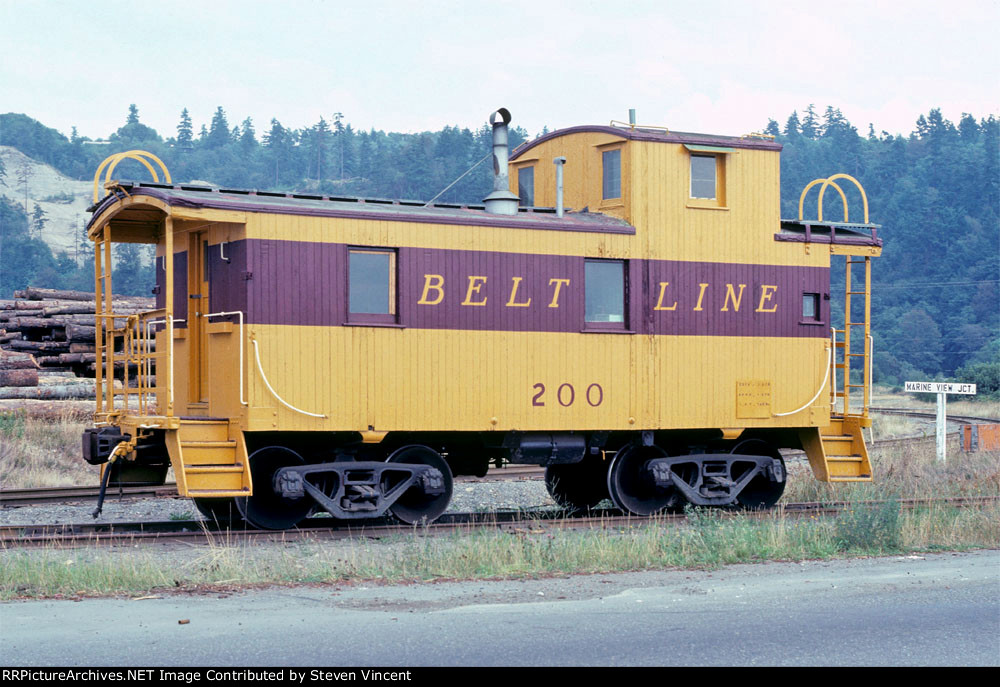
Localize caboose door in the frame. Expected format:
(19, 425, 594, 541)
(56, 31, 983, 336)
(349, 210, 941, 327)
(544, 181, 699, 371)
(186, 230, 210, 408)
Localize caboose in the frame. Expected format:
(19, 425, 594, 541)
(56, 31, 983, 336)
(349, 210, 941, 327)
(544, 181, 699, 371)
(82, 109, 883, 528)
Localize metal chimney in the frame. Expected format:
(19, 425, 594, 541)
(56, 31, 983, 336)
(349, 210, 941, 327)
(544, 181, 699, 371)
(553, 156, 566, 218)
(629, 108, 636, 126)
(483, 108, 520, 215)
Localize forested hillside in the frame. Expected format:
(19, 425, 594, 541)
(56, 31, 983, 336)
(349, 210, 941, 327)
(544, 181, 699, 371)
(0, 105, 996, 391)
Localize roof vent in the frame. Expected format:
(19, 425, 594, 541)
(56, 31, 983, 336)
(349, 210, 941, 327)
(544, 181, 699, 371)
(482, 108, 520, 215)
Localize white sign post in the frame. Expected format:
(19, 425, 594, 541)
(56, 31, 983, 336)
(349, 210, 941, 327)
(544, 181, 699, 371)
(904, 382, 978, 462)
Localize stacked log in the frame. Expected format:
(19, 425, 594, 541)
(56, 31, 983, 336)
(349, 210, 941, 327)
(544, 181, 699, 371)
(0, 288, 154, 403)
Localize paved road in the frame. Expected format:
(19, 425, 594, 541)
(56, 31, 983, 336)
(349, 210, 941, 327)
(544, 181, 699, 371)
(2, 550, 998, 666)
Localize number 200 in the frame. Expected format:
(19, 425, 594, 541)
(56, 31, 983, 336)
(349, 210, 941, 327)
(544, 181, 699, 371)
(531, 382, 603, 407)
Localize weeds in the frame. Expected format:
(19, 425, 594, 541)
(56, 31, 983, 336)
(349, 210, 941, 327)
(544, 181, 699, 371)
(833, 499, 901, 552)
(3, 499, 997, 600)
(0, 410, 94, 488)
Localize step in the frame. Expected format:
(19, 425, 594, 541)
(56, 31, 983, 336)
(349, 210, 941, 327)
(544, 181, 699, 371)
(178, 420, 230, 443)
(182, 442, 239, 466)
(184, 469, 245, 493)
(821, 434, 854, 444)
(184, 464, 245, 474)
(186, 488, 249, 497)
(181, 440, 237, 449)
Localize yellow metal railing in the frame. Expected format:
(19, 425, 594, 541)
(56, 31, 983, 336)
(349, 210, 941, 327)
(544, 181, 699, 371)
(829, 257, 873, 419)
(798, 173, 870, 224)
(92, 150, 172, 204)
(91, 151, 176, 425)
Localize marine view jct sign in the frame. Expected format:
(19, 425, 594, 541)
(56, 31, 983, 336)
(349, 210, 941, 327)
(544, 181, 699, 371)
(904, 380, 978, 463)
(904, 381, 977, 395)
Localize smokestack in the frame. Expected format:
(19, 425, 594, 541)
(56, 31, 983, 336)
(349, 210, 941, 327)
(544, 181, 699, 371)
(483, 108, 520, 215)
(553, 156, 566, 218)
(629, 108, 636, 126)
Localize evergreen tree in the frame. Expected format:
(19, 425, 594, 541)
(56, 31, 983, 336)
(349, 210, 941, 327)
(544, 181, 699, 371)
(800, 104, 818, 139)
(207, 106, 230, 149)
(239, 117, 256, 149)
(333, 112, 345, 180)
(114, 104, 159, 143)
(784, 111, 800, 137)
(177, 108, 194, 147)
(263, 118, 292, 186)
(16, 162, 31, 214)
(29, 203, 46, 238)
(310, 117, 332, 181)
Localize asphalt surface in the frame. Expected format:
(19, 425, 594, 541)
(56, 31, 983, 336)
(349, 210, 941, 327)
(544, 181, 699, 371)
(2, 550, 998, 667)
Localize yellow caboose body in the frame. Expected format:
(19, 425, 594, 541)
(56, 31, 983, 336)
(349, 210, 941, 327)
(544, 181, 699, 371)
(82, 110, 882, 528)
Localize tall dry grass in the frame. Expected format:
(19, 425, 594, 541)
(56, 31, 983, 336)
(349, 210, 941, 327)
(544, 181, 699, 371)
(0, 411, 96, 488)
(785, 441, 1000, 503)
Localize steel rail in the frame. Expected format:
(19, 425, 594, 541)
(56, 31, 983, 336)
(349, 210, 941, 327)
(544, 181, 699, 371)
(4, 496, 996, 549)
(4, 407, 994, 509)
(0, 465, 547, 508)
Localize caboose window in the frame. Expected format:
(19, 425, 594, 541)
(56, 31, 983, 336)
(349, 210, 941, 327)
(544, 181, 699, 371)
(518, 166, 534, 207)
(802, 293, 820, 321)
(690, 155, 717, 199)
(602, 149, 621, 200)
(585, 259, 625, 327)
(349, 248, 396, 318)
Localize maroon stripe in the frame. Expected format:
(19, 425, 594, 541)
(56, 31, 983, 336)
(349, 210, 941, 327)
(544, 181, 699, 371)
(240, 239, 829, 338)
(205, 240, 247, 319)
(155, 251, 188, 327)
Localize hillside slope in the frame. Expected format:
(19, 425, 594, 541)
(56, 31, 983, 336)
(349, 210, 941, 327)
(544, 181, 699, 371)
(0, 145, 91, 256)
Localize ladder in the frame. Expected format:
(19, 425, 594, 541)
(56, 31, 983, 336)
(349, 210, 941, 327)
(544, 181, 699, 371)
(831, 255, 872, 419)
(818, 254, 873, 481)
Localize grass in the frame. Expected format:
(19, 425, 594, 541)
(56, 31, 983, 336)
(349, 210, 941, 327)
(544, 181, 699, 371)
(784, 441, 1000, 503)
(871, 386, 1000, 420)
(2, 407, 998, 598)
(871, 412, 920, 440)
(0, 411, 95, 488)
(3, 500, 997, 600)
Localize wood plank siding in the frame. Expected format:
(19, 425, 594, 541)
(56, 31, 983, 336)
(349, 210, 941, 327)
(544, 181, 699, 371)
(96, 126, 837, 436)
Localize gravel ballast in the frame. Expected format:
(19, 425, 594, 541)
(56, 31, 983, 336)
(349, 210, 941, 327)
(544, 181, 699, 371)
(0, 480, 558, 526)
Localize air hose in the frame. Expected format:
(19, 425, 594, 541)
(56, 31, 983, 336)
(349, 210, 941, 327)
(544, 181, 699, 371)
(92, 442, 129, 519)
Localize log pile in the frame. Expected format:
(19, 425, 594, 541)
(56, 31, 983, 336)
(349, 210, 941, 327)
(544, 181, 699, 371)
(1, 287, 154, 402)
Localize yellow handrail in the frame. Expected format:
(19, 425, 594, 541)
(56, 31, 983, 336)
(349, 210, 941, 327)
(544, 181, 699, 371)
(798, 177, 848, 222)
(818, 173, 869, 224)
(797, 173, 870, 224)
(93, 150, 172, 203)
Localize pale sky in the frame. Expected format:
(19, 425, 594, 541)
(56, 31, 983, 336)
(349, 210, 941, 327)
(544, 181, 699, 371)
(1, 0, 998, 141)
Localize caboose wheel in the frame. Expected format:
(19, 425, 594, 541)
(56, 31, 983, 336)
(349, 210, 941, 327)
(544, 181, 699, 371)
(545, 454, 609, 512)
(385, 445, 453, 525)
(730, 439, 786, 509)
(236, 446, 313, 530)
(194, 498, 244, 528)
(607, 444, 682, 516)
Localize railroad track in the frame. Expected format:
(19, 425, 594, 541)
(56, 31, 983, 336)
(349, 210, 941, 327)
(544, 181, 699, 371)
(0, 464, 545, 508)
(2, 408, 993, 509)
(3, 496, 996, 549)
(868, 406, 1000, 425)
